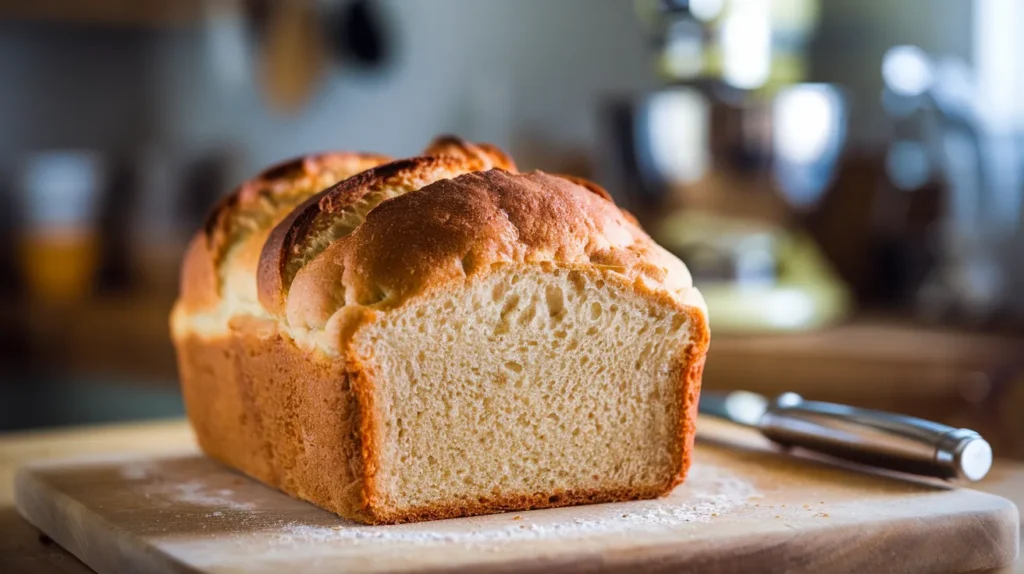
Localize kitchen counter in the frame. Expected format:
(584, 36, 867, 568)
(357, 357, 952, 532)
(1, 418, 1021, 573)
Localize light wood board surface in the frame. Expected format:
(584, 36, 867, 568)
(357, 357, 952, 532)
(9, 419, 1020, 574)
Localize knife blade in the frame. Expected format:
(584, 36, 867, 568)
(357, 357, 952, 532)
(698, 390, 992, 482)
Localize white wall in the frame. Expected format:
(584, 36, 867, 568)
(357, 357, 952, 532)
(157, 0, 659, 176)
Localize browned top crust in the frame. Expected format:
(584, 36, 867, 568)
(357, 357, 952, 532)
(175, 139, 706, 356)
(422, 134, 517, 172)
(178, 152, 391, 315)
(283, 169, 702, 336)
(552, 174, 641, 226)
(257, 139, 517, 316)
(555, 173, 614, 202)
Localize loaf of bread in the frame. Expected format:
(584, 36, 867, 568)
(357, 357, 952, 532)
(170, 137, 709, 524)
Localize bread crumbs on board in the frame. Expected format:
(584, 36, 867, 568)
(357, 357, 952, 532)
(257, 463, 761, 549)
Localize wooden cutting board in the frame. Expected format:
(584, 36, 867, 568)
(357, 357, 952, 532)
(14, 426, 1019, 574)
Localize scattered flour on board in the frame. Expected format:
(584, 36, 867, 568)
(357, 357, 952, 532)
(119, 461, 157, 480)
(268, 462, 760, 547)
(117, 461, 255, 511)
(147, 481, 257, 511)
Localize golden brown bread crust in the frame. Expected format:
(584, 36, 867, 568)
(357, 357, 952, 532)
(553, 173, 642, 226)
(178, 233, 222, 314)
(174, 320, 366, 518)
(365, 485, 672, 524)
(178, 152, 391, 315)
(284, 170, 699, 331)
(258, 141, 516, 317)
(422, 134, 517, 171)
(673, 320, 708, 490)
(172, 140, 709, 525)
(555, 173, 614, 202)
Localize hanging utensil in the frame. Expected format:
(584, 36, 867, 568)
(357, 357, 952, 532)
(259, 0, 328, 113)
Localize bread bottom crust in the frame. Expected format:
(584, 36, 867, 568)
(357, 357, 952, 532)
(175, 307, 706, 525)
(363, 484, 672, 525)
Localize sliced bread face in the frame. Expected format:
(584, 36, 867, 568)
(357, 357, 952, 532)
(353, 264, 702, 523)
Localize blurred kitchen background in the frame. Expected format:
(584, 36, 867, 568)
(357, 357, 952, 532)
(0, 0, 1021, 457)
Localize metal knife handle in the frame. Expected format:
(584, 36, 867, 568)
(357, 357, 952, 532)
(758, 393, 993, 481)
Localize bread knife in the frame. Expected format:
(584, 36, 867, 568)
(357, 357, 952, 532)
(698, 391, 993, 482)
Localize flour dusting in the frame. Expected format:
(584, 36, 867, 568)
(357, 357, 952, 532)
(119, 462, 157, 480)
(269, 463, 759, 547)
(147, 481, 257, 510)
(115, 458, 258, 511)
